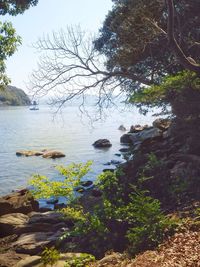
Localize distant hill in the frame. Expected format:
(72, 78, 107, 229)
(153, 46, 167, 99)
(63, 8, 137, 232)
(0, 85, 31, 106)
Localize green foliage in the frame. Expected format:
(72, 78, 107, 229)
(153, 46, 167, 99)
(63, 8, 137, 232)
(61, 169, 176, 257)
(125, 191, 175, 254)
(0, 0, 38, 16)
(0, 21, 21, 88)
(64, 253, 95, 267)
(0, 0, 38, 87)
(60, 206, 87, 224)
(129, 70, 200, 119)
(41, 247, 60, 266)
(29, 161, 92, 200)
(0, 85, 30, 105)
(96, 0, 200, 87)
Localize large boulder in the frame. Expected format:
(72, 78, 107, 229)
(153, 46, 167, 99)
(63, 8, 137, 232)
(28, 211, 63, 224)
(0, 251, 29, 267)
(42, 151, 66, 159)
(0, 213, 29, 237)
(0, 190, 39, 216)
(13, 231, 63, 254)
(93, 139, 112, 148)
(120, 134, 132, 144)
(121, 127, 162, 145)
(129, 127, 162, 144)
(153, 118, 171, 131)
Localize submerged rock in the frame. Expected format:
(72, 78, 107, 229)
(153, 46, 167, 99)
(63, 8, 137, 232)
(16, 150, 43, 157)
(118, 125, 126, 131)
(119, 148, 129, 153)
(93, 139, 112, 148)
(42, 151, 65, 159)
(16, 149, 65, 159)
(103, 168, 115, 172)
(80, 180, 93, 187)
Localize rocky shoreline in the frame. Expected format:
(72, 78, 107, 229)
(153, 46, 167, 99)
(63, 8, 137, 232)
(1, 118, 200, 266)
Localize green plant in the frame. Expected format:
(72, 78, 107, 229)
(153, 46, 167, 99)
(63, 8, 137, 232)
(29, 161, 92, 200)
(125, 190, 176, 254)
(41, 247, 60, 266)
(64, 253, 95, 267)
(60, 206, 87, 223)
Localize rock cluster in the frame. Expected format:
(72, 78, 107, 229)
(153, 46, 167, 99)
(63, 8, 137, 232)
(120, 118, 171, 146)
(16, 149, 66, 159)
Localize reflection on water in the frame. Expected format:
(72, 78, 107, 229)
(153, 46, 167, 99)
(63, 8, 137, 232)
(0, 105, 155, 196)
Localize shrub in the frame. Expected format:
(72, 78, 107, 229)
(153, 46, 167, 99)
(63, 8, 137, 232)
(29, 161, 92, 200)
(41, 247, 60, 266)
(64, 253, 95, 267)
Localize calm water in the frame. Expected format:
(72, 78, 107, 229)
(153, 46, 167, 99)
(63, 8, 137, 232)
(0, 105, 155, 197)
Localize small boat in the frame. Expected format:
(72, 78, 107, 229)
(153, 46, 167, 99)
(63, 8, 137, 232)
(29, 101, 39, 110)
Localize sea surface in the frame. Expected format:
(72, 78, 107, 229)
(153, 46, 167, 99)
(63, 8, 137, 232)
(0, 105, 155, 198)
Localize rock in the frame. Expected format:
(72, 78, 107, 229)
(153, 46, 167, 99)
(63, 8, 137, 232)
(115, 153, 121, 157)
(120, 134, 132, 144)
(119, 148, 129, 153)
(16, 150, 43, 157)
(0, 251, 29, 267)
(16, 255, 41, 267)
(28, 211, 63, 224)
(42, 151, 65, 159)
(16, 253, 93, 267)
(74, 187, 85, 193)
(13, 231, 62, 254)
(0, 213, 29, 237)
(54, 203, 66, 210)
(0, 190, 39, 216)
(110, 160, 122, 165)
(46, 198, 59, 205)
(130, 128, 162, 144)
(103, 162, 112, 166)
(80, 180, 93, 187)
(93, 139, 112, 148)
(92, 189, 102, 197)
(129, 124, 149, 133)
(153, 118, 171, 131)
(118, 125, 126, 131)
(103, 168, 115, 172)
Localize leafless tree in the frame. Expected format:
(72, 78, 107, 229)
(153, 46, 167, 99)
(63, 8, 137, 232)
(29, 26, 153, 119)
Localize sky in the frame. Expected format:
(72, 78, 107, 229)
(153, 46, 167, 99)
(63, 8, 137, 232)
(3, 0, 112, 92)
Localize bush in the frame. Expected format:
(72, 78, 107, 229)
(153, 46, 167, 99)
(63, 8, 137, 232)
(64, 253, 95, 267)
(29, 161, 92, 201)
(62, 170, 176, 257)
(41, 247, 60, 266)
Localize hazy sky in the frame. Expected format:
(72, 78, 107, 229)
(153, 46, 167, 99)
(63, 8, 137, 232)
(4, 0, 112, 92)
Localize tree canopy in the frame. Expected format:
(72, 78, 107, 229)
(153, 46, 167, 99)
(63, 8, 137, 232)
(95, 0, 200, 83)
(0, 0, 38, 88)
(0, 0, 38, 15)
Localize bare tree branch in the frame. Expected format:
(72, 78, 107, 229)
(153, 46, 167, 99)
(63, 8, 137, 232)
(29, 26, 155, 113)
(166, 0, 200, 74)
